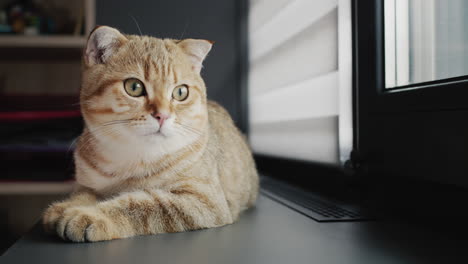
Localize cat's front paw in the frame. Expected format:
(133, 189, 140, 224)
(43, 202, 68, 234)
(55, 207, 117, 242)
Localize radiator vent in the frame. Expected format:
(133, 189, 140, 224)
(261, 178, 371, 222)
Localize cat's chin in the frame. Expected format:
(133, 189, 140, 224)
(142, 133, 170, 145)
(140, 131, 188, 147)
(143, 131, 167, 138)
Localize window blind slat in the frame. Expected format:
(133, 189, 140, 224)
(250, 117, 338, 164)
(250, 0, 338, 61)
(249, 0, 291, 33)
(249, 10, 337, 96)
(250, 71, 338, 124)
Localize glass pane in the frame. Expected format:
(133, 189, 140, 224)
(384, 0, 468, 88)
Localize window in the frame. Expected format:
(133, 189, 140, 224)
(384, 0, 468, 88)
(354, 0, 468, 187)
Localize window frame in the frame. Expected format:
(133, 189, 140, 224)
(353, 0, 468, 187)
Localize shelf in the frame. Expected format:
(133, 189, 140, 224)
(0, 181, 75, 195)
(0, 110, 81, 121)
(0, 35, 87, 48)
(0, 95, 80, 111)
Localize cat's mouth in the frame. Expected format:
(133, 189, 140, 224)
(144, 129, 166, 137)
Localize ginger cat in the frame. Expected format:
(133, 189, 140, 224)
(42, 26, 258, 242)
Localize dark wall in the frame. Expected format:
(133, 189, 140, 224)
(96, 0, 244, 128)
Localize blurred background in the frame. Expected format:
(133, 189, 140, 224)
(0, 0, 246, 252)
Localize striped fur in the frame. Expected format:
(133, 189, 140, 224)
(43, 26, 259, 242)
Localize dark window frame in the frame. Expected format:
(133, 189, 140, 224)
(354, 0, 468, 114)
(353, 0, 468, 188)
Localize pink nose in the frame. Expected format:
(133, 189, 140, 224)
(151, 112, 169, 127)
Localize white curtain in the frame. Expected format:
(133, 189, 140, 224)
(248, 0, 352, 165)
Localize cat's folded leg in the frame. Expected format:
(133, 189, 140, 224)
(42, 186, 98, 234)
(56, 186, 233, 242)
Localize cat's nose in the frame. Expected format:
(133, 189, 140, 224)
(151, 112, 169, 127)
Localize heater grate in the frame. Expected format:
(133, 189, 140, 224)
(261, 178, 371, 222)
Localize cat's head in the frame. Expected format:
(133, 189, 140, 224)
(80, 26, 212, 153)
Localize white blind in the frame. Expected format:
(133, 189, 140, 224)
(248, 0, 352, 165)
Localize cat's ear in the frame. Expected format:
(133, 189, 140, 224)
(84, 26, 128, 66)
(178, 39, 214, 73)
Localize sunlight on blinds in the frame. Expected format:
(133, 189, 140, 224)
(248, 0, 352, 165)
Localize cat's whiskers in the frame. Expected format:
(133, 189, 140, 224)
(78, 133, 114, 154)
(77, 99, 93, 107)
(129, 14, 143, 36)
(78, 124, 124, 153)
(101, 119, 133, 127)
(179, 124, 217, 161)
(174, 121, 203, 136)
(67, 136, 81, 154)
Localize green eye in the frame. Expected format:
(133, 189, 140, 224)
(172, 85, 189, 101)
(124, 78, 146, 97)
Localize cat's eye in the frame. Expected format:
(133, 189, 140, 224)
(124, 78, 146, 97)
(172, 85, 189, 101)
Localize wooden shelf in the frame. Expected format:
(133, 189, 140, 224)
(0, 181, 75, 195)
(0, 35, 86, 48)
